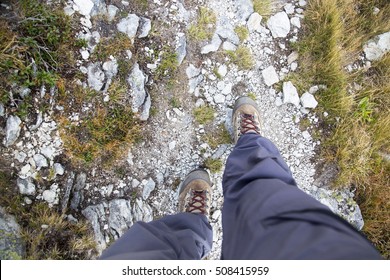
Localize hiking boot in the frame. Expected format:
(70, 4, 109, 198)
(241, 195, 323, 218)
(178, 169, 212, 216)
(232, 96, 261, 143)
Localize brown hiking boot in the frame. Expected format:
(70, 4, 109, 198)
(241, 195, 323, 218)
(178, 169, 212, 216)
(232, 96, 261, 143)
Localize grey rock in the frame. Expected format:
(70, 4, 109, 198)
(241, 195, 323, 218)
(82, 204, 106, 252)
(201, 34, 222, 54)
(140, 94, 151, 121)
(262, 66, 279, 86)
(287, 51, 299, 64)
(284, 3, 295, 14)
(138, 17, 151, 38)
(236, 0, 254, 21)
(33, 154, 48, 169)
(87, 63, 105, 91)
(73, 0, 94, 16)
(102, 59, 118, 80)
(216, 19, 240, 45)
(218, 65, 228, 77)
(189, 75, 204, 94)
(142, 178, 156, 200)
(40, 146, 55, 160)
(108, 199, 133, 238)
(282, 81, 300, 107)
(0, 103, 4, 117)
(106, 5, 118, 22)
(177, 1, 190, 22)
(313, 188, 364, 230)
(17, 177, 36, 196)
(186, 64, 201, 79)
(89, 0, 107, 16)
(74, 173, 87, 191)
(247, 13, 262, 33)
(3, 115, 21, 147)
(363, 31, 390, 61)
(42, 188, 57, 205)
(128, 63, 150, 120)
(212, 145, 228, 159)
(290, 17, 301, 28)
(133, 199, 153, 222)
(70, 173, 87, 211)
(309, 85, 319, 94)
(0, 207, 24, 259)
(267, 12, 291, 38)
(222, 41, 237, 51)
(19, 87, 31, 99)
(61, 172, 75, 213)
(300, 92, 318, 109)
(54, 163, 65, 176)
(176, 33, 187, 65)
(15, 151, 27, 163)
(117, 14, 140, 41)
(214, 94, 225, 104)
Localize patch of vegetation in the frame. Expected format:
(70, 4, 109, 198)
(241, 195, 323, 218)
(204, 124, 232, 149)
(204, 158, 223, 173)
(248, 92, 257, 101)
(253, 0, 272, 18)
(60, 105, 141, 166)
(188, 7, 217, 41)
(155, 47, 179, 87)
(234, 26, 249, 42)
(0, 170, 96, 259)
(297, 0, 390, 258)
(193, 105, 215, 125)
(170, 97, 181, 108)
(226, 46, 254, 70)
(212, 67, 222, 79)
(0, 0, 80, 119)
(92, 33, 133, 62)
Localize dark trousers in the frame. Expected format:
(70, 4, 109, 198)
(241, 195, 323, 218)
(100, 134, 381, 259)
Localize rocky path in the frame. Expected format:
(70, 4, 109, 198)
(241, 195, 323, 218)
(0, 0, 367, 259)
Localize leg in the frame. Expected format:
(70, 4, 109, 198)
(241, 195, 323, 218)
(221, 97, 381, 259)
(100, 170, 213, 260)
(100, 213, 212, 260)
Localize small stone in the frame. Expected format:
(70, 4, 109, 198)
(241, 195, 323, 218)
(87, 63, 105, 91)
(218, 65, 228, 77)
(290, 62, 298, 71)
(212, 210, 221, 220)
(54, 163, 65, 176)
(262, 66, 279, 86)
(138, 17, 152, 38)
(290, 17, 301, 28)
(309, 85, 319, 94)
(142, 178, 156, 200)
(15, 151, 27, 163)
(42, 189, 57, 205)
(302, 130, 311, 140)
(195, 99, 205, 108)
(373, 7, 380, 16)
(186, 64, 201, 79)
(222, 41, 237, 51)
(275, 96, 283, 107)
(169, 141, 176, 150)
(107, 5, 119, 22)
(299, 0, 307, 7)
(73, 0, 94, 16)
(24, 197, 32, 205)
(201, 34, 222, 54)
(363, 31, 390, 61)
(17, 177, 35, 196)
(247, 13, 262, 33)
(176, 33, 187, 65)
(267, 12, 291, 38)
(33, 154, 48, 168)
(287, 51, 299, 64)
(300, 92, 318, 109)
(282, 81, 300, 107)
(117, 14, 140, 40)
(189, 75, 204, 94)
(128, 63, 150, 120)
(284, 3, 295, 14)
(40, 146, 55, 160)
(3, 115, 22, 147)
(20, 164, 31, 176)
(214, 94, 225, 104)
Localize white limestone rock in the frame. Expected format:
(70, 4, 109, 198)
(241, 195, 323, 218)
(262, 66, 279, 86)
(300, 92, 318, 109)
(247, 13, 262, 33)
(267, 12, 291, 38)
(282, 81, 300, 107)
(117, 14, 140, 41)
(363, 31, 390, 61)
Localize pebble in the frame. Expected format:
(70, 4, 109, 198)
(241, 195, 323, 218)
(267, 12, 291, 38)
(282, 81, 300, 107)
(262, 66, 279, 86)
(300, 92, 318, 109)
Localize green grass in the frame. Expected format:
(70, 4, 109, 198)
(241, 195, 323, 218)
(226, 46, 254, 70)
(0, 171, 96, 259)
(253, 0, 272, 18)
(297, 0, 390, 258)
(204, 124, 232, 149)
(193, 106, 215, 125)
(247, 92, 257, 101)
(234, 26, 249, 42)
(155, 47, 179, 81)
(204, 158, 223, 173)
(92, 33, 133, 62)
(188, 7, 217, 41)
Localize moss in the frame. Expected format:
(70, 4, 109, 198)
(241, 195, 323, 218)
(193, 106, 215, 125)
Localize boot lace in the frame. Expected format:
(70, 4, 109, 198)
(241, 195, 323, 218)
(239, 113, 260, 136)
(186, 190, 209, 214)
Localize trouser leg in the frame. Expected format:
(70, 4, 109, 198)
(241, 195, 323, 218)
(99, 213, 212, 260)
(221, 133, 381, 259)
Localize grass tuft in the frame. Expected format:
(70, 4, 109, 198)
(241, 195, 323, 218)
(188, 7, 217, 41)
(253, 0, 272, 18)
(226, 46, 254, 70)
(204, 158, 223, 173)
(234, 26, 249, 42)
(193, 106, 215, 125)
(204, 124, 232, 149)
